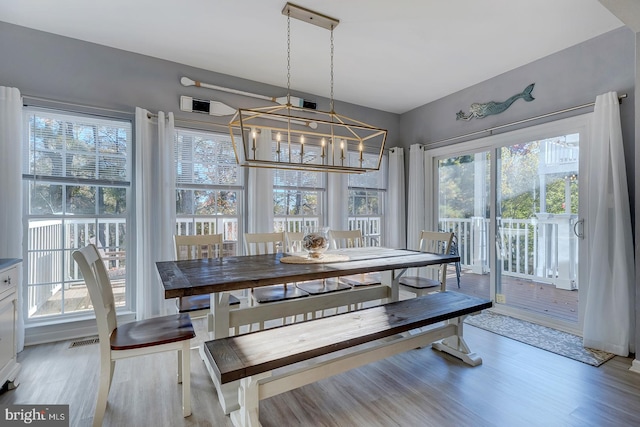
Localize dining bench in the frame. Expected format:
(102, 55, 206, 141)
(202, 291, 492, 427)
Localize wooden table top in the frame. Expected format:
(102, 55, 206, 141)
(157, 247, 459, 299)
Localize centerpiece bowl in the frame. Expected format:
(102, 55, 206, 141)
(302, 226, 330, 259)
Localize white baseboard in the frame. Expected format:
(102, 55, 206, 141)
(24, 312, 135, 346)
(629, 359, 640, 374)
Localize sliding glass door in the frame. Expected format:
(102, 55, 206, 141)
(438, 151, 490, 300)
(432, 115, 590, 333)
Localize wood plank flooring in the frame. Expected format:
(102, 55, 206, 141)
(2, 316, 639, 427)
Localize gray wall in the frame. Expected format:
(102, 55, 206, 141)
(0, 21, 400, 140)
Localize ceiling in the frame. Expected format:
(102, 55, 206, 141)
(0, 1, 624, 114)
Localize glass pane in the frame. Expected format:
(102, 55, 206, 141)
(98, 187, 127, 214)
(28, 284, 63, 317)
(273, 190, 319, 216)
(26, 112, 130, 181)
(98, 155, 127, 181)
(176, 189, 195, 215)
(29, 183, 63, 214)
(218, 191, 238, 215)
(175, 130, 240, 185)
(66, 185, 96, 214)
(438, 152, 491, 298)
(193, 190, 217, 215)
(497, 135, 579, 322)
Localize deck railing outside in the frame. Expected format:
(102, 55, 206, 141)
(27, 213, 576, 317)
(439, 214, 578, 290)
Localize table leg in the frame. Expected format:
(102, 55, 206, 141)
(390, 270, 399, 302)
(210, 292, 231, 339)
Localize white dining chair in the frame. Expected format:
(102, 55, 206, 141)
(285, 230, 351, 319)
(244, 232, 309, 304)
(72, 244, 195, 426)
(174, 234, 241, 336)
(400, 231, 454, 296)
(174, 234, 241, 315)
(329, 229, 382, 288)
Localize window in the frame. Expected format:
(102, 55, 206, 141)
(175, 128, 243, 256)
(23, 108, 132, 319)
(348, 152, 387, 246)
(273, 143, 325, 232)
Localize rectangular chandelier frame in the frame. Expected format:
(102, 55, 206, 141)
(229, 104, 387, 174)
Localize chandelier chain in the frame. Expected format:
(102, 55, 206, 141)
(330, 25, 334, 113)
(286, 10, 291, 105)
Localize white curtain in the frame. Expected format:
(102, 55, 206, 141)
(0, 87, 24, 351)
(385, 147, 405, 248)
(583, 92, 635, 356)
(135, 108, 176, 319)
(407, 144, 425, 250)
(327, 173, 348, 234)
(247, 129, 274, 235)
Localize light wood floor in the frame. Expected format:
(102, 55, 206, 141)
(2, 317, 639, 427)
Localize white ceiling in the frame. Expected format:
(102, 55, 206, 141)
(0, 0, 624, 114)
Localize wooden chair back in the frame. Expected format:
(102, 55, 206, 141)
(72, 244, 117, 354)
(329, 229, 365, 249)
(417, 231, 454, 284)
(174, 234, 224, 260)
(244, 232, 286, 255)
(285, 231, 305, 253)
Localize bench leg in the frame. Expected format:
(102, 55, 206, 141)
(200, 344, 241, 414)
(231, 372, 271, 427)
(431, 315, 482, 366)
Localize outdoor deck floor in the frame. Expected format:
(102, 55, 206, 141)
(448, 266, 579, 323)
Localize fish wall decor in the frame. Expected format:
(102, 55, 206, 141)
(456, 83, 535, 121)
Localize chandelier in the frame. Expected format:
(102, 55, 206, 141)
(228, 2, 387, 173)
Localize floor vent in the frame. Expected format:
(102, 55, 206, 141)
(69, 337, 100, 348)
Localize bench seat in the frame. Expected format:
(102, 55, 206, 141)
(203, 291, 491, 426)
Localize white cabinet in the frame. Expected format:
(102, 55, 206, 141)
(0, 259, 21, 391)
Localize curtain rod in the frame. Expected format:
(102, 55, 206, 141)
(22, 94, 133, 117)
(425, 93, 627, 148)
(147, 112, 230, 129)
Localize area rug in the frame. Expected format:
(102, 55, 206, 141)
(464, 311, 615, 366)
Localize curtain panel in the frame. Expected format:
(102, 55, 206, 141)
(247, 129, 274, 234)
(327, 173, 348, 232)
(385, 147, 406, 249)
(407, 144, 426, 249)
(583, 92, 635, 356)
(135, 108, 176, 318)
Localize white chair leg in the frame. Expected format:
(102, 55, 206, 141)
(93, 358, 112, 427)
(108, 360, 115, 389)
(182, 341, 191, 417)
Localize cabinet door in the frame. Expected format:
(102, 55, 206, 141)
(0, 296, 15, 370)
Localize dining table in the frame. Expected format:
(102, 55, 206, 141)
(156, 246, 460, 414)
(157, 246, 459, 338)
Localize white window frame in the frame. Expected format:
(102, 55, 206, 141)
(174, 128, 244, 256)
(22, 106, 133, 324)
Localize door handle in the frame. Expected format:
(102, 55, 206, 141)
(573, 218, 584, 239)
